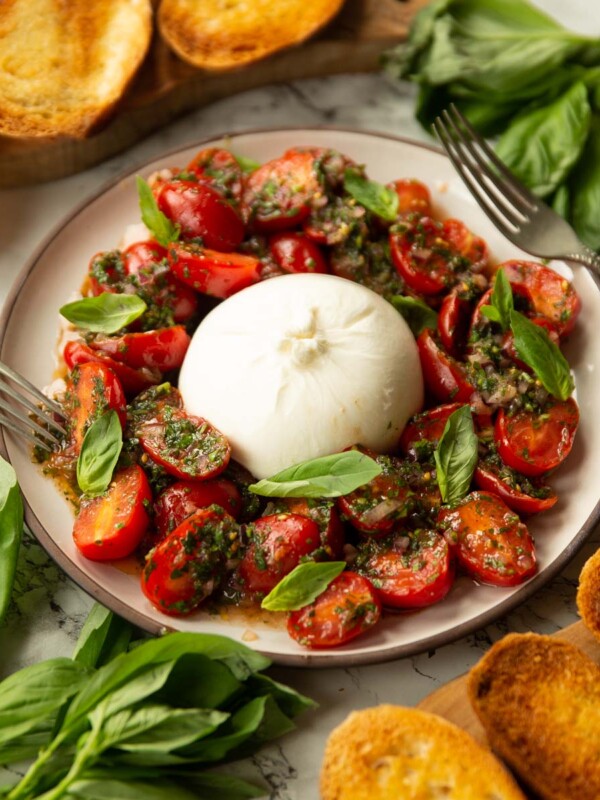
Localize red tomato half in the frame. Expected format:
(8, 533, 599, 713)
(186, 147, 244, 203)
(90, 326, 191, 372)
(388, 178, 432, 216)
(238, 513, 322, 596)
(473, 460, 557, 515)
(156, 180, 244, 252)
(73, 465, 152, 561)
(494, 398, 579, 477)
(168, 242, 261, 299)
(141, 506, 239, 615)
(287, 572, 381, 649)
(268, 233, 328, 274)
(417, 329, 475, 404)
(399, 403, 463, 458)
(437, 491, 537, 587)
(271, 498, 344, 559)
(357, 529, 454, 609)
(390, 216, 459, 295)
(64, 362, 126, 454)
(442, 219, 488, 271)
(154, 478, 242, 539)
(438, 288, 473, 357)
(64, 341, 161, 396)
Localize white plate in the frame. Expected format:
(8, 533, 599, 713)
(1, 128, 599, 667)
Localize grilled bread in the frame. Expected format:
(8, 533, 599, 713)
(468, 633, 600, 800)
(158, 0, 346, 71)
(0, 0, 152, 138)
(320, 704, 526, 800)
(577, 547, 600, 640)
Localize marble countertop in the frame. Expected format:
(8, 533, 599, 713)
(1, 13, 599, 795)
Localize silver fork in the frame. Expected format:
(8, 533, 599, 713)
(433, 104, 600, 275)
(0, 361, 67, 452)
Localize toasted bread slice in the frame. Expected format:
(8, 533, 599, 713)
(158, 0, 345, 71)
(468, 633, 600, 800)
(320, 704, 526, 800)
(577, 547, 600, 640)
(0, 0, 152, 138)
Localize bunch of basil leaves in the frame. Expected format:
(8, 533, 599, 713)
(384, 0, 600, 249)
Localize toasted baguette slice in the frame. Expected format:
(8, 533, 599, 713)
(320, 704, 526, 800)
(469, 633, 600, 800)
(0, 0, 152, 138)
(158, 0, 345, 71)
(577, 547, 600, 640)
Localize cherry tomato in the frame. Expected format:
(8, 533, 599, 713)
(438, 288, 473, 357)
(388, 178, 432, 216)
(473, 459, 557, 515)
(417, 329, 475, 404)
(500, 260, 581, 337)
(87, 250, 125, 295)
(238, 513, 322, 596)
(268, 233, 328, 274)
(437, 491, 537, 587)
(64, 341, 161, 396)
(442, 219, 488, 271)
(390, 216, 460, 295)
(63, 362, 126, 454)
(186, 147, 244, 203)
(356, 529, 454, 609)
(494, 398, 579, 477)
(242, 150, 320, 231)
(168, 242, 261, 299)
(89, 326, 191, 372)
(399, 403, 463, 459)
(154, 478, 242, 539)
(141, 506, 240, 615)
(73, 465, 152, 561)
(287, 572, 381, 649)
(303, 197, 367, 246)
(284, 146, 356, 192)
(271, 498, 344, 559)
(155, 180, 244, 252)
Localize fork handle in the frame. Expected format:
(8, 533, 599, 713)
(564, 246, 600, 277)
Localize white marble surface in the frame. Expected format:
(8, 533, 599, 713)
(1, 12, 600, 795)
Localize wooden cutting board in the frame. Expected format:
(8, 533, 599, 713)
(0, 0, 427, 188)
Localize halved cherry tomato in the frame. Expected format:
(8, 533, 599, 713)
(63, 362, 127, 454)
(238, 513, 322, 596)
(356, 529, 454, 609)
(87, 250, 125, 295)
(390, 216, 460, 295)
(438, 288, 473, 357)
(442, 219, 488, 271)
(155, 180, 244, 252)
(186, 147, 243, 203)
(73, 465, 152, 561)
(242, 150, 320, 231)
(500, 260, 581, 337)
(474, 459, 557, 515)
(437, 491, 537, 586)
(89, 326, 191, 372)
(141, 506, 240, 615)
(154, 478, 242, 539)
(494, 398, 579, 477)
(284, 146, 356, 192)
(287, 571, 381, 649)
(388, 178, 432, 216)
(64, 341, 161, 396)
(268, 233, 328, 274)
(303, 197, 367, 246)
(399, 403, 463, 459)
(271, 498, 344, 559)
(417, 329, 475, 404)
(168, 242, 261, 299)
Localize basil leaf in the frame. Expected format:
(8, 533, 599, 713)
(60, 294, 147, 334)
(434, 405, 478, 504)
(496, 81, 591, 198)
(343, 169, 399, 221)
(510, 310, 574, 400)
(249, 451, 382, 498)
(175, 773, 264, 800)
(234, 154, 261, 173)
(68, 778, 199, 800)
(73, 605, 132, 669)
(570, 114, 600, 250)
(0, 456, 23, 625)
(136, 176, 179, 247)
(76, 410, 123, 496)
(481, 267, 513, 332)
(390, 295, 438, 336)
(261, 561, 345, 611)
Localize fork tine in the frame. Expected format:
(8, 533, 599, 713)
(0, 412, 53, 452)
(0, 396, 63, 446)
(0, 372, 67, 436)
(0, 361, 66, 420)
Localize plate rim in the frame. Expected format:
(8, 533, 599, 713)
(2, 124, 599, 667)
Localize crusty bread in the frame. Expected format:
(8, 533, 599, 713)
(320, 704, 526, 800)
(577, 547, 600, 641)
(468, 633, 600, 800)
(158, 0, 345, 71)
(0, 0, 152, 138)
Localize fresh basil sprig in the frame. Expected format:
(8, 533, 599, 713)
(249, 451, 382, 499)
(0, 456, 23, 626)
(511, 310, 574, 400)
(136, 176, 180, 247)
(60, 293, 147, 334)
(434, 405, 478, 504)
(76, 410, 123, 496)
(234, 154, 261, 173)
(261, 561, 346, 611)
(481, 268, 513, 332)
(391, 295, 438, 336)
(343, 168, 399, 221)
